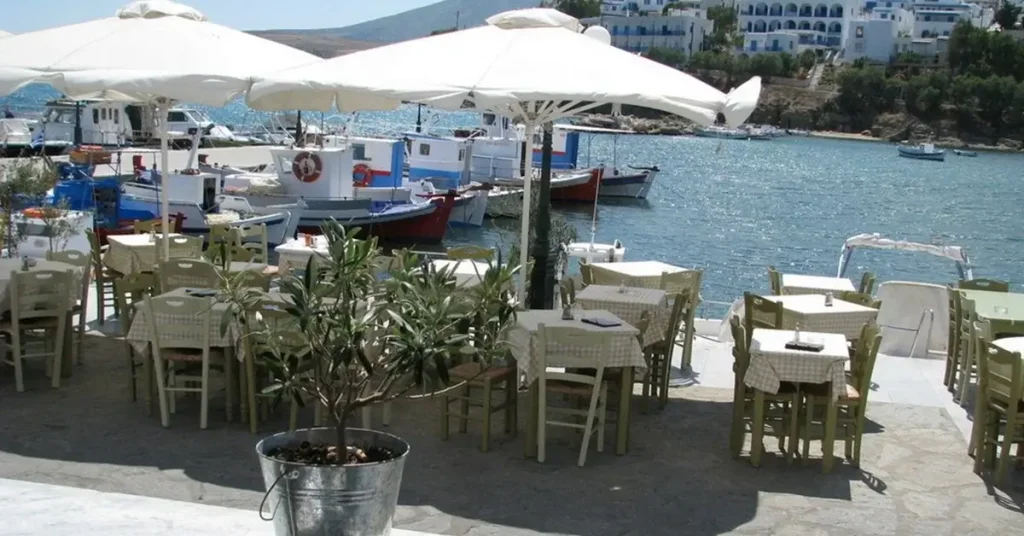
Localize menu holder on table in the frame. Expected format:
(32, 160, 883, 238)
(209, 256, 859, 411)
(581, 317, 622, 328)
(785, 340, 825, 352)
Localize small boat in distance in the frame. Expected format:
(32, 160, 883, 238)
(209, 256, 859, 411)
(693, 126, 750, 140)
(953, 149, 978, 157)
(897, 143, 945, 162)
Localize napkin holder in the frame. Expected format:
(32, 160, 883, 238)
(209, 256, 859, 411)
(785, 341, 825, 352)
(581, 317, 621, 328)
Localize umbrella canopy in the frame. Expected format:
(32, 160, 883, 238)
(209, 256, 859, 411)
(0, 31, 13, 39)
(248, 8, 762, 302)
(0, 0, 320, 106)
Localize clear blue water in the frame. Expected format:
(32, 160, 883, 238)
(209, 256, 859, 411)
(4, 85, 1022, 314)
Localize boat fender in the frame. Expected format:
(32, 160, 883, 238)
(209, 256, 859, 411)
(292, 152, 322, 183)
(352, 163, 372, 187)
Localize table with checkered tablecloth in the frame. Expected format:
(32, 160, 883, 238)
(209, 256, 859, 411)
(765, 294, 878, 340)
(745, 328, 850, 399)
(104, 233, 183, 275)
(274, 236, 328, 275)
(509, 309, 645, 384)
(125, 288, 241, 359)
(781, 274, 856, 296)
(0, 259, 83, 316)
(575, 285, 670, 347)
(588, 260, 687, 289)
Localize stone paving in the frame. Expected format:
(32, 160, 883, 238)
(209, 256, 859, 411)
(1, 334, 1022, 535)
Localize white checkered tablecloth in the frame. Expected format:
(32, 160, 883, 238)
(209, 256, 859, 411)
(765, 294, 878, 339)
(0, 260, 83, 316)
(782, 274, 856, 296)
(509, 309, 645, 384)
(745, 328, 850, 399)
(104, 233, 183, 275)
(274, 237, 328, 275)
(431, 260, 490, 288)
(575, 285, 670, 347)
(589, 261, 687, 289)
(125, 288, 241, 360)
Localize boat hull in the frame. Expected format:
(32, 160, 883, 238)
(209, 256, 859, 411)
(290, 194, 456, 244)
(420, 190, 487, 227)
(897, 148, 945, 162)
(599, 169, 657, 199)
(550, 168, 603, 203)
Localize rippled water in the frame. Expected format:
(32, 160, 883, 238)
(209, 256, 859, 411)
(4, 88, 1022, 314)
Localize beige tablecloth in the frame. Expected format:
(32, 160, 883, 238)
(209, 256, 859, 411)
(274, 237, 328, 275)
(125, 288, 240, 359)
(575, 285, 670, 347)
(104, 233, 183, 275)
(745, 328, 849, 399)
(766, 294, 878, 339)
(782, 274, 856, 296)
(508, 309, 644, 384)
(589, 261, 687, 289)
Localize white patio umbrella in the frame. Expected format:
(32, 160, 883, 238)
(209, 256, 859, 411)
(0, 0, 321, 255)
(248, 8, 761, 301)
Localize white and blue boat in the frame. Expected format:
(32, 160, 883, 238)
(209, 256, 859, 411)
(897, 143, 945, 162)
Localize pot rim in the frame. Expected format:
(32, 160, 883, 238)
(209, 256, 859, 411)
(255, 427, 411, 469)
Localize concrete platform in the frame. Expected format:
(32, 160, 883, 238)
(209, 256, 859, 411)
(0, 478, 434, 535)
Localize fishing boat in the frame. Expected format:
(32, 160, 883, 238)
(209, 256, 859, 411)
(897, 143, 945, 162)
(693, 126, 750, 140)
(566, 239, 626, 264)
(0, 118, 71, 157)
(399, 133, 489, 227)
(556, 123, 659, 199)
(953, 149, 977, 157)
(218, 141, 456, 243)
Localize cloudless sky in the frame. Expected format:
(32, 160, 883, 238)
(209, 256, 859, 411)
(3, 0, 445, 33)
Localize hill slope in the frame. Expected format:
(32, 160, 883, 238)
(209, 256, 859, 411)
(265, 0, 538, 43)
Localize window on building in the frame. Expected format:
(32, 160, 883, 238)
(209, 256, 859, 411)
(855, 42, 864, 51)
(924, 15, 930, 21)
(92, 109, 99, 124)
(458, 148, 465, 162)
(612, 25, 619, 35)
(947, 15, 954, 22)
(418, 143, 430, 156)
(101, 108, 107, 121)
(881, 13, 887, 18)
(856, 26, 864, 37)
(662, 25, 669, 35)
(943, 30, 949, 36)
(113, 109, 119, 124)
(644, 0, 650, 4)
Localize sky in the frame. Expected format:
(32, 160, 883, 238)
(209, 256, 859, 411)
(2, 0, 444, 34)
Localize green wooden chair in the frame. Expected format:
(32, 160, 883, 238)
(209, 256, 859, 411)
(728, 316, 802, 465)
(46, 250, 92, 366)
(800, 323, 882, 472)
(648, 289, 690, 410)
(663, 270, 703, 370)
(959, 279, 1010, 292)
(858, 271, 876, 294)
(767, 265, 782, 295)
(977, 342, 1024, 487)
(112, 274, 156, 403)
(968, 319, 992, 464)
(744, 292, 784, 348)
(944, 286, 961, 390)
(85, 228, 122, 325)
(954, 298, 978, 406)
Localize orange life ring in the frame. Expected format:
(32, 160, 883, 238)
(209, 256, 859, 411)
(292, 151, 323, 183)
(352, 163, 373, 187)
(21, 208, 46, 219)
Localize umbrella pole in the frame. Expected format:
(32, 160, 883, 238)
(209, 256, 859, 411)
(158, 101, 171, 258)
(517, 119, 535, 307)
(529, 123, 554, 310)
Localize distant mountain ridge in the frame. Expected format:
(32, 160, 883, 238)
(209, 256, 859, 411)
(261, 0, 539, 44)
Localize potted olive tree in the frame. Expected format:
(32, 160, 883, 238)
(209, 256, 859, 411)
(222, 220, 518, 536)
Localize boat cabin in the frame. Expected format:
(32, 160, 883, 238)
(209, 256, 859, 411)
(403, 133, 471, 190)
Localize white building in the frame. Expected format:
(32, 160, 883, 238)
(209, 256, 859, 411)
(737, 0, 861, 52)
(911, 1, 979, 37)
(583, 12, 715, 56)
(843, 8, 914, 62)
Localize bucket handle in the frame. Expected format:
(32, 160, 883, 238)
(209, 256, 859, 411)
(259, 469, 299, 521)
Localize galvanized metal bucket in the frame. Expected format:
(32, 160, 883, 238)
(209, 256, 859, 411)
(256, 427, 410, 536)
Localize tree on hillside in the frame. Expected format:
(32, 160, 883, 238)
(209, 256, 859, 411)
(645, 47, 688, 68)
(543, 0, 601, 18)
(748, 53, 783, 82)
(798, 49, 816, 70)
(995, 2, 1023, 29)
(704, 5, 741, 51)
(835, 67, 894, 130)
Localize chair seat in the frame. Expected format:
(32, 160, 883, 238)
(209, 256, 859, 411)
(160, 347, 225, 363)
(0, 316, 63, 331)
(449, 362, 515, 382)
(803, 381, 860, 401)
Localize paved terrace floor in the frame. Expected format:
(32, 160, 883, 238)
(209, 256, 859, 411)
(1, 320, 1022, 535)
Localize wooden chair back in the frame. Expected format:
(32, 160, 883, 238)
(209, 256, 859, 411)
(959, 298, 975, 369)
(162, 235, 204, 261)
(235, 270, 272, 291)
(113, 274, 155, 337)
(236, 223, 269, 264)
(85, 228, 104, 270)
(660, 270, 702, 305)
(744, 292, 784, 346)
(589, 264, 623, 286)
(853, 327, 882, 402)
(536, 323, 612, 376)
(767, 265, 782, 295)
(133, 218, 166, 234)
(46, 250, 92, 314)
(729, 315, 750, 376)
(859, 271, 876, 294)
(983, 343, 1023, 410)
(663, 289, 691, 347)
(839, 290, 882, 309)
(157, 259, 218, 293)
(959, 279, 1009, 292)
(446, 245, 494, 262)
(143, 294, 212, 353)
(10, 269, 72, 323)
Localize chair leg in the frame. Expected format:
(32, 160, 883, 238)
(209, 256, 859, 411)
(801, 396, 814, 465)
(481, 378, 492, 452)
(504, 376, 516, 437)
(200, 355, 210, 430)
(786, 394, 800, 464)
(152, 357, 171, 428)
(729, 388, 746, 459)
(95, 281, 105, 325)
(658, 350, 671, 409)
(578, 373, 604, 467)
(51, 324, 65, 389)
(11, 330, 24, 392)
(853, 404, 866, 466)
(224, 356, 235, 423)
(126, 344, 138, 402)
(996, 421, 1014, 486)
(459, 384, 470, 434)
(439, 395, 450, 440)
(596, 381, 608, 454)
(750, 390, 765, 467)
(955, 348, 973, 406)
(537, 382, 547, 463)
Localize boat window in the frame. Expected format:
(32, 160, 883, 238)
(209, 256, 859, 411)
(92, 109, 99, 124)
(352, 143, 368, 161)
(113, 109, 119, 124)
(419, 143, 430, 156)
(458, 148, 465, 162)
(483, 113, 496, 126)
(101, 108, 107, 120)
(167, 111, 188, 123)
(502, 118, 509, 129)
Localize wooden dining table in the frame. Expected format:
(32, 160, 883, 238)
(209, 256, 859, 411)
(961, 290, 1024, 337)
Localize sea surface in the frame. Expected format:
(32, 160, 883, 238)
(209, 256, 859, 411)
(4, 86, 1022, 315)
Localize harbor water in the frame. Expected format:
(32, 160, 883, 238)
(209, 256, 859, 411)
(3, 89, 1022, 314)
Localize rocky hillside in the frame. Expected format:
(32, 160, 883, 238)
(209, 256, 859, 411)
(249, 32, 378, 58)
